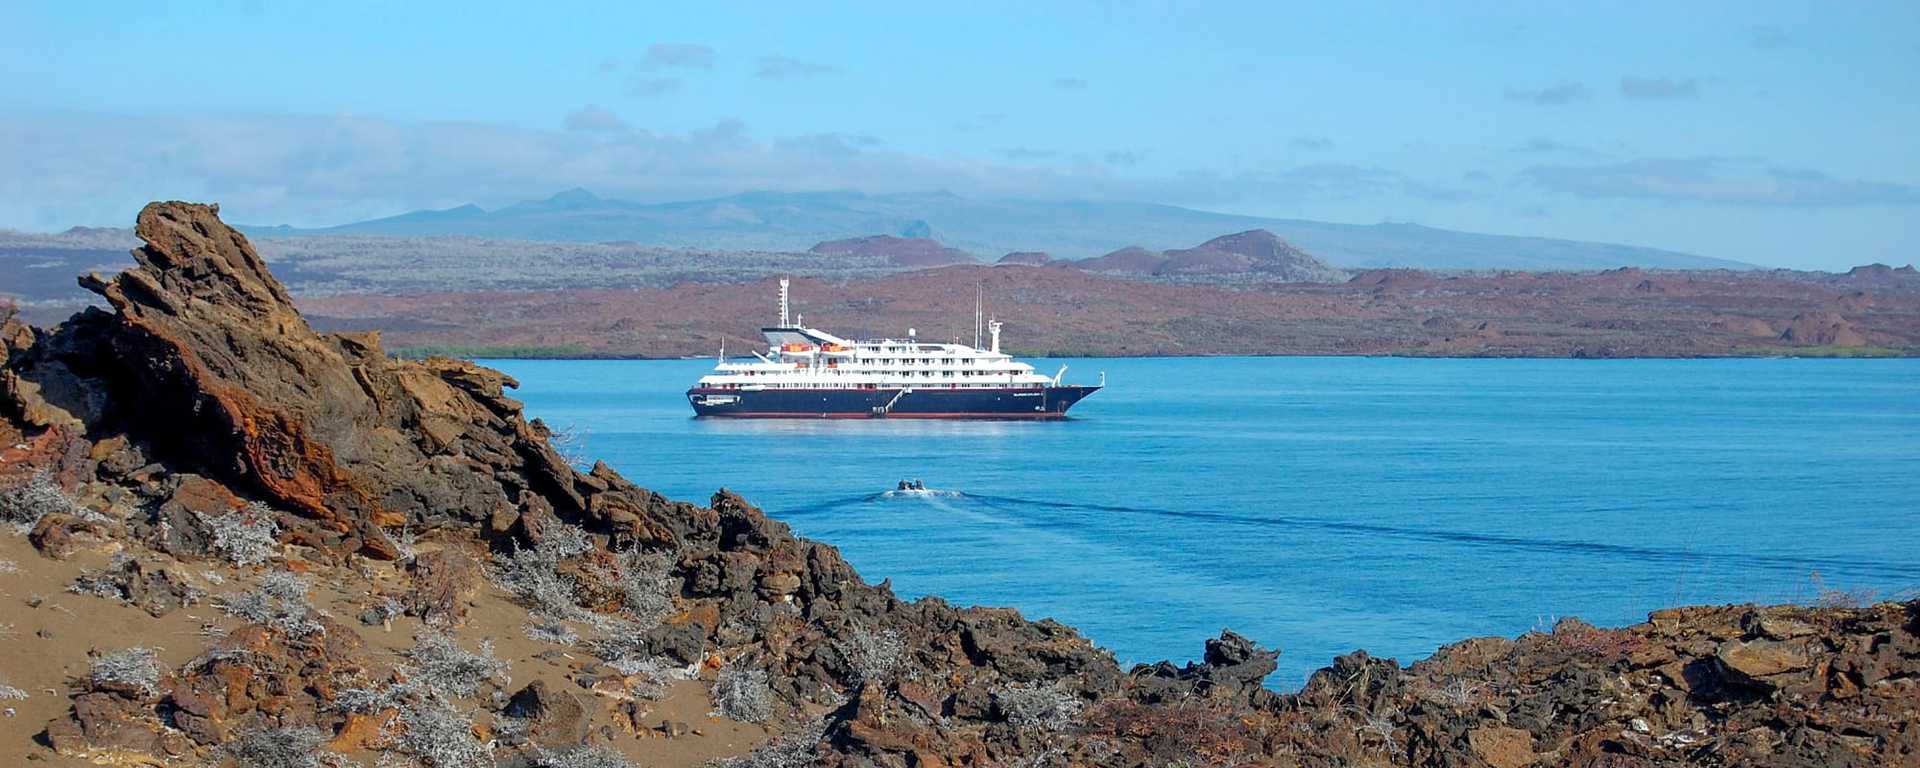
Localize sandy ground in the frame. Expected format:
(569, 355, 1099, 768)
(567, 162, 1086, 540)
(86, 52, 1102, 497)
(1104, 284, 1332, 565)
(0, 533, 771, 766)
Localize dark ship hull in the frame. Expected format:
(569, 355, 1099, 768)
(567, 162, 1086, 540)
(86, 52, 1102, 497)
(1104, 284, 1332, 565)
(687, 385, 1100, 419)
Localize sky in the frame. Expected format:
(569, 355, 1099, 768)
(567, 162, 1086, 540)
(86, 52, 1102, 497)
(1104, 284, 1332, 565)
(1, 1, 1916, 270)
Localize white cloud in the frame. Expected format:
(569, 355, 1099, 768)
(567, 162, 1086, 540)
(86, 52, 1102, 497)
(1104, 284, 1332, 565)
(1521, 157, 1920, 206)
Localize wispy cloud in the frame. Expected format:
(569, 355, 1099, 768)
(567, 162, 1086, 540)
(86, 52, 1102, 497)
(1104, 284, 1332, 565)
(1521, 156, 1920, 206)
(1050, 77, 1087, 91)
(1502, 81, 1591, 106)
(754, 56, 838, 79)
(563, 105, 629, 133)
(0, 111, 1480, 230)
(1510, 136, 1601, 157)
(643, 42, 716, 70)
(624, 76, 683, 98)
(952, 112, 1008, 133)
(1292, 137, 1333, 151)
(1750, 26, 1790, 50)
(997, 147, 1059, 161)
(1619, 76, 1702, 101)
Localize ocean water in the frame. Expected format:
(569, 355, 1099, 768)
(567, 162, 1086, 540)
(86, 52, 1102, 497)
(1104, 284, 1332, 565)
(486, 356, 1920, 688)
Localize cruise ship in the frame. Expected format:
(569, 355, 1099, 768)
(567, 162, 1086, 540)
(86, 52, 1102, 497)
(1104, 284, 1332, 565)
(686, 279, 1101, 419)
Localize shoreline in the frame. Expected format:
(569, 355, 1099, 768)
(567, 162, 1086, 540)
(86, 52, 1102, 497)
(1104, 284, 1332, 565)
(434, 347, 1915, 361)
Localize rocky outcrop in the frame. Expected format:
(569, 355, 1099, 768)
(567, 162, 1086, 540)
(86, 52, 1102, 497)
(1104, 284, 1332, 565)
(1, 202, 678, 560)
(1780, 311, 1869, 347)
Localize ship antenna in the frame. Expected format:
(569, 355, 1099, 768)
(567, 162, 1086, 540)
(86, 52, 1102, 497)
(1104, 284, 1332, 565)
(974, 284, 983, 350)
(778, 277, 791, 327)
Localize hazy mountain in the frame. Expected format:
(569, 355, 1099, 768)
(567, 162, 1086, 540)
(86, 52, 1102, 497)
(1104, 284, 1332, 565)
(244, 189, 1752, 271)
(808, 235, 976, 267)
(1078, 229, 1349, 282)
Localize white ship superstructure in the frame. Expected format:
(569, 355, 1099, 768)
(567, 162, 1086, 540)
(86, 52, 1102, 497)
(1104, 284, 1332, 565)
(686, 279, 1100, 419)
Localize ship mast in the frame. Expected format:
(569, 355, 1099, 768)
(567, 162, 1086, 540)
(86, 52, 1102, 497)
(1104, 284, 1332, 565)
(973, 285, 984, 349)
(778, 277, 791, 327)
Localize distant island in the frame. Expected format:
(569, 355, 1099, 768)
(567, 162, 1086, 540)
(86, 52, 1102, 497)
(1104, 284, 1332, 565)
(238, 188, 1752, 270)
(4, 214, 1914, 359)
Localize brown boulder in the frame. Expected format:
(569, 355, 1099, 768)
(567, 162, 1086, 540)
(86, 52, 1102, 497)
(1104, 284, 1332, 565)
(505, 680, 596, 747)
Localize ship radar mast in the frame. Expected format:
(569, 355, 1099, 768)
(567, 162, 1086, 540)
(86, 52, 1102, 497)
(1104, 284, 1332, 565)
(778, 277, 791, 327)
(989, 319, 1002, 353)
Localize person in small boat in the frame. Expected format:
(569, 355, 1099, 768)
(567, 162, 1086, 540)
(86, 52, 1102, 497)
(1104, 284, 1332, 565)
(897, 480, 911, 491)
(912, 479, 925, 491)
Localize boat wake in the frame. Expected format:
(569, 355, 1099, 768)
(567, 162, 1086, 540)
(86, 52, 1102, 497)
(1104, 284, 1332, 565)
(878, 488, 966, 500)
(777, 489, 1920, 583)
(959, 493, 1920, 583)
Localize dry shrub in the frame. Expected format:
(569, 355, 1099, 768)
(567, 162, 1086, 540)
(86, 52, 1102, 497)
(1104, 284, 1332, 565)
(408, 548, 482, 628)
(1085, 698, 1266, 765)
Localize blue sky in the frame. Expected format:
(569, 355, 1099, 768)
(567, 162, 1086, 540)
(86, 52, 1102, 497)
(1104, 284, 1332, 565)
(2, 1, 1916, 269)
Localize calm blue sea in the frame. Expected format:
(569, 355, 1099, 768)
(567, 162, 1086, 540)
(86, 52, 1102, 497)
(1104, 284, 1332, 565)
(486, 357, 1920, 688)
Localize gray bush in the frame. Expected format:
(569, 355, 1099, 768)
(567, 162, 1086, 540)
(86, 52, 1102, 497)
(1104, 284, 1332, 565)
(608, 656, 688, 700)
(389, 700, 494, 768)
(89, 646, 162, 696)
(613, 550, 675, 628)
(1, 470, 75, 532)
(839, 627, 906, 685)
(223, 725, 332, 768)
(217, 571, 324, 638)
(489, 525, 592, 619)
(0, 679, 27, 700)
(995, 681, 1082, 731)
(708, 720, 826, 768)
(522, 618, 579, 646)
(198, 502, 281, 567)
(403, 631, 510, 698)
(710, 664, 775, 723)
(362, 597, 406, 628)
(531, 744, 635, 768)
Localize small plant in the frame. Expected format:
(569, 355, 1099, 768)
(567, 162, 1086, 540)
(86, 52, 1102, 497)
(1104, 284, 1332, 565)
(89, 646, 162, 697)
(711, 663, 776, 723)
(69, 568, 126, 599)
(609, 656, 689, 700)
(995, 681, 1082, 731)
(403, 631, 511, 698)
(1809, 570, 1877, 609)
(223, 724, 333, 768)
(0, 679, 27, 700)
(708, 719, 825, 768)
(0, 558, 19, 574)
(217, 571, 325, 638)
(838, 627, 906, 686)
(198, 502, 281, 567)
(546, 421, 592, 469)
(362, 597, 406, 629)
(532, 744, 635, 768)
(1353, 709, 1400, 755)
(490, 525, 593, 619)
(388, 699, 494, 768)
(1, 470, 76, 532)
(612, 549, 675, 629)
(523, 618, 579, 646)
